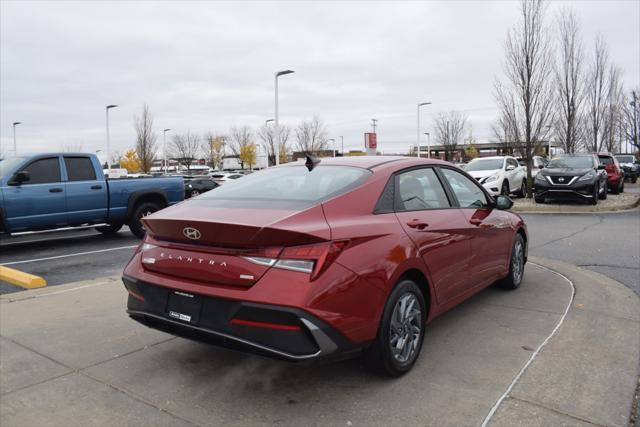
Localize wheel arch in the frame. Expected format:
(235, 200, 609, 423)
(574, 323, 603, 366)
(125, 190, 168, 223)
(397, 268, 433, 321)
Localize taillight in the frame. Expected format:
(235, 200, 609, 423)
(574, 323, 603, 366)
(242, 240, 350, 280)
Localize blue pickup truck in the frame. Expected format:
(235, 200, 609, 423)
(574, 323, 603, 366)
(0, 153, 184, 238)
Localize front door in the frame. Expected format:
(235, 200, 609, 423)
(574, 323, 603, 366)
(2, 156, 67, 232)
(393, 167, 473, 304)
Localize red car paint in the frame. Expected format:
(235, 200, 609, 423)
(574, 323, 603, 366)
(123, 156, 527, 363)
(598, 153, 624, 190)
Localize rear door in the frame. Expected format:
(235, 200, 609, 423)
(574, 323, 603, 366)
(393, 167, 473, 304)
(2, 156, 67, 231)
(439, 167, 511, 286)
(64, 156, 108, 224)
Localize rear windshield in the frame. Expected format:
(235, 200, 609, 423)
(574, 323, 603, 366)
(547, 156, 594, 169)
(198, 165, 371, 204)
(598, 156, 614, 165)
(465, 158, 504, 171)
(616, 155, 634, 163)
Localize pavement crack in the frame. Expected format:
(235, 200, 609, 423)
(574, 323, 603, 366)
(508, 395, 606, 426)
(531, 214, 604, 250)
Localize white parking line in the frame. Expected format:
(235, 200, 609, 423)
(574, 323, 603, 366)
(0, 245, 138, 266)
(479, 262, 576, 427)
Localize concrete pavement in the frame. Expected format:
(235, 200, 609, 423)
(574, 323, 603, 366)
(1, 258, 637, 426)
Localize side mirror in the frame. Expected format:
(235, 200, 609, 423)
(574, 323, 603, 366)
(597, 164, 605, 170)
(8, 170, 30, 186)
(506, 165, 516, 171)
(494, 195, 514, 210)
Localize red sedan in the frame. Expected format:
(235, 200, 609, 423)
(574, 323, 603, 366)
(123, 156, 528, 376)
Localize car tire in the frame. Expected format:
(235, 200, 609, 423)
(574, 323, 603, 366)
(611, 181, 619, 195)
(632, 176, 638, 184)
(499, 234, 526, 290)
(619, 180, 624, 193)
(599, 182, 607, 200)
(534, 194, 544, 204)
(501, 181, 509, 196)
(591, 184, 599, 205)
(518, 180, 527, 198)
(363, 279, 426, 377)
(96, 223, 123, 235)
(129, 201, 162, 239)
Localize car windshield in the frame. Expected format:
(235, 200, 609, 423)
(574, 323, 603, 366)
(198, 165, 371, 204)
(547, 156, 594, 169)
(615, 155, 634, 163)
(598, 157, 614, 165)
(0, 157, 27, 180)
(465, 158, 504, 171)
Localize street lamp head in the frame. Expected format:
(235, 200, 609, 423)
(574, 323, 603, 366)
(276, 70, 295, 77)
(266, 119, 275, 124)
(418, 102, 432, 107)
(424, 132, 430, 136)
(106, 104, 118, 110)
(164, 128, 171, 132)
(12, 122, 22, 126)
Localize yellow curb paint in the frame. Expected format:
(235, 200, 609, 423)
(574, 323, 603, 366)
(0, 266, 47, 289)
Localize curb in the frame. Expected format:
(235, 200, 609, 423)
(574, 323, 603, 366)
(0, 275, 120, 303)
(0, 266, 47, 289)
(488, 256, 640, 427)
(511, 194, 640, 214)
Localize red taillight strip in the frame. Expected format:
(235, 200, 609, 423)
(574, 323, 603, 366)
(230, 318, 301, 331)
(127, 289, 145, 302)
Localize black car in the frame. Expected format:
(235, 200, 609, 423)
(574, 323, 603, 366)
(184, 178, 219, 198)
(614, 154, 639, 183)
(534, 154, 607, 205)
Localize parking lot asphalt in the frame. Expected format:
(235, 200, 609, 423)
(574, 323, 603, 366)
(2, 259, 637, 426)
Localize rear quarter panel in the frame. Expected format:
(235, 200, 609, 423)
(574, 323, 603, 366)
(107, 176, 184, 221)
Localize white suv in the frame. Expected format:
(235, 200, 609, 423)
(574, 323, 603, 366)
(465, 156, 526, 197)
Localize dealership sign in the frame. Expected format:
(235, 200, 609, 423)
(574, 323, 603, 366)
(364, 133, 377, 155)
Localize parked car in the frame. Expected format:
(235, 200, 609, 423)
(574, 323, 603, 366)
(614, 154, 639, 183)
(185, 178, 219, 198)
(123, 156, 528, 376)
(516, 156, 547, 178)
(211, 172, 245, 185)
(464, 156, 526, 197)
(534, 153, 607, 205)
(597, 153, 625, 194)
(0, 153, 184, 238)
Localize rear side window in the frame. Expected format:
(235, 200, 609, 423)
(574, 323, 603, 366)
(440, 168, 489, 208)
(23, 157, 61, 184)
(198, 165, 370, 204)
(64, 157, 97, 181)
(396, 168, 451, 211)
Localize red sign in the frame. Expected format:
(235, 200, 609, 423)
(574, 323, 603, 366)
(364, 133, 377, 149)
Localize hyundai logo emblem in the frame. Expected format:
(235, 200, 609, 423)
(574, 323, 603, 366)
(182, 227, 202, 240)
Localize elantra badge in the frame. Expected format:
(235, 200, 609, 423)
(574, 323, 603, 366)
(183, 227, 202, 240)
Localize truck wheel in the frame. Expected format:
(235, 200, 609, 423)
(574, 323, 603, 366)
(96, 223, 123, 235)
(129, 202, 162, 239)
(363, 279, 426, 377)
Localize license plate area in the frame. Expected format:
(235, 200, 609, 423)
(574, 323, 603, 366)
(166, 291, 202, 325)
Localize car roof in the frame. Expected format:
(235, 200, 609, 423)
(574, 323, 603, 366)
(283, 155, 452, 170)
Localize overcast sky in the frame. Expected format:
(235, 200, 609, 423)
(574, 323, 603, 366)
(1, 0, 638, 160)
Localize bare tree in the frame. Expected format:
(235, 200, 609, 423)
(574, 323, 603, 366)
(257, 123, 291, 166)
(202, 132, 226, 170)
(171, 131, 200, 173)
(622, 89, 639, 153)
(433, 111, 468, 161)
(134, 103, 158, 173)
(600, 65, 624, 153)
(60, 142, 84, 152)
(295, 116, 328, 155)
(229, 125, 253, 169)
(585, 36, 610, 152)
(553, 8, 585, 154)
(494, 0, 555, 197)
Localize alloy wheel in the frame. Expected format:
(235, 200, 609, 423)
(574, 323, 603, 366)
(512, 240, 524, 285)
(389, 293, 422, 363)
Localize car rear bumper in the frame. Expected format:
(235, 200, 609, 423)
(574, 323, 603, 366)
(122, 276, 357, 361)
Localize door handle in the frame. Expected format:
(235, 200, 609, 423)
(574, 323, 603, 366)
(91, 185, 103, 190)
(49, 188, 63, 193)
(406, 219, 429, 230)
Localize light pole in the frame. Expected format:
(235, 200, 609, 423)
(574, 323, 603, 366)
(12, 122, 21, 155)
(417, 102, 431, 158)
(371, 118, 378, 133)
(163, 128, 171, 174)
(275, 69, 295, 167)
(329, 138, 336, 157)
(339, 136, 344, 156)
(424, 132, 431, 159)
(105, 105, 118, 168)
